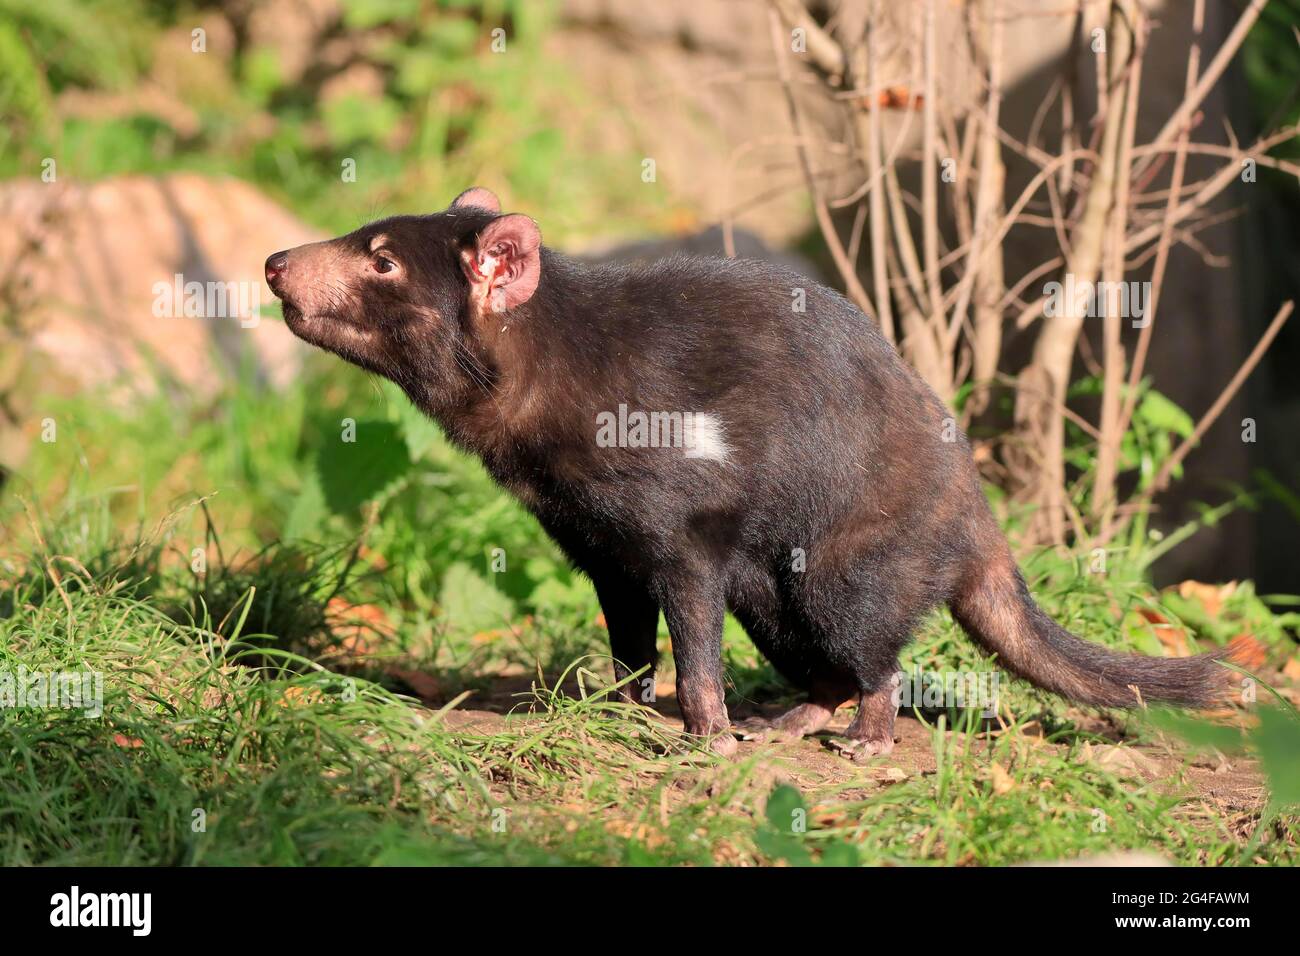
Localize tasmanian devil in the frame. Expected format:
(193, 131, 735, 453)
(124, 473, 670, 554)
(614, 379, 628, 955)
(265, 186, 1230, 757)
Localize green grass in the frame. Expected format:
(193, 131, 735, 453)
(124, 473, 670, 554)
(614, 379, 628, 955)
(3, 542, 1295, 865)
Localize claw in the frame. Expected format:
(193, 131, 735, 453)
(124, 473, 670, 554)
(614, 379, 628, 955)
(827, 736, 897, 763)
(735, 716, 774, 742)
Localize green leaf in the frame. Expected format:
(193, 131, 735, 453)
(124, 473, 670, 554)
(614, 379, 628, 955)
(392, 49, 440, 98)
(753, 829, 812, 866)
(388, 388, 442, 461)
(764, 783, 806, 831)
(527, 576, 595, 616)
(241, 46, 283, 105)
(438, 562, 516, 634)
(0, 21, 51, 131)
(423, 16, 480, 56)
(284, 470, 327, 539)
(342, 0, 422, 29)
(1137, 390, 1195, 438)
(316, 419, 411, 514)
(1252, 706, 1300, 807)
(819, 841, 861, 867)
(523, 556, 560, 583)
(623, 840, 663, 866)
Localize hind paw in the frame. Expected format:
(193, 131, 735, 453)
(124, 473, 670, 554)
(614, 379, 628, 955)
(828, 735, 897, 764)
(735, 716, 775, 742)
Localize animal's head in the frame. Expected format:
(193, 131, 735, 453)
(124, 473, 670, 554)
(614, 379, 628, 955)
(264, 187, 541, 406)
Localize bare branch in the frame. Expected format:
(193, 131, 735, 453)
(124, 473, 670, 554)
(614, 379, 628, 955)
(1133, 0, 1270, 180)
(765, 5, 877, 320)
(768, 0, 846, 78)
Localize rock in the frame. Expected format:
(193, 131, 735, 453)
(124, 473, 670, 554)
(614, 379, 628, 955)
(0, 174, 319, 395)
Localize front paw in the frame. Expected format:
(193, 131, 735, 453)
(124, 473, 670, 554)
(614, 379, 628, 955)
(706, 731, 739, 757)
(685, 718, 739, 757)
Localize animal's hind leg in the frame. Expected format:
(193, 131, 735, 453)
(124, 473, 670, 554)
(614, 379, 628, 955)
(838, 666, 902, 762)
(737, 676, 855, 742)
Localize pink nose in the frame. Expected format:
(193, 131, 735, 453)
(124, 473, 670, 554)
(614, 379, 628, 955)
(265, 251, 288, 288)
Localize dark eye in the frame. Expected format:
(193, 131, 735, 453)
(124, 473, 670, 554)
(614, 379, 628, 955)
(373, 256, 396, 274)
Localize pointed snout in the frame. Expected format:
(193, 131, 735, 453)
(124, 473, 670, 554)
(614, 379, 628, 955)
(264, 250, 289, 291)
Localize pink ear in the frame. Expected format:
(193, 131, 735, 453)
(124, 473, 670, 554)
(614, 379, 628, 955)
(450, 187, 501, 214)
(461, 214, 542, 313)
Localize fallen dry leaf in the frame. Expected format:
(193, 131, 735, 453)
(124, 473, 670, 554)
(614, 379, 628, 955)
(277, 685, 325, 709)
(990, 761, 1016, 795)
(1136, 607, 1190, 656)
(325, 597, 392, 660)
(1176, 580, 1237, 618)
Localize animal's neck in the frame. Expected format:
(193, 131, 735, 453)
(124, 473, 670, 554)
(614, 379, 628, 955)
(439, 254, 594, 466)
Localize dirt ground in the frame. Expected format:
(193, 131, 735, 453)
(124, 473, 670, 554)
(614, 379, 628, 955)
(424, 673, 1271, 820)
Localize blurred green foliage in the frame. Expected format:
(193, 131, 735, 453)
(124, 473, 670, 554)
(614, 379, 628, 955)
(0, 0, 661, 238)
(0, 0, 145, 143)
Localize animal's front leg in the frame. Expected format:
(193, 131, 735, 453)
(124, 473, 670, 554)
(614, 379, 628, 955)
(657, 569, 735, 756)
(590, 573, 660, 705)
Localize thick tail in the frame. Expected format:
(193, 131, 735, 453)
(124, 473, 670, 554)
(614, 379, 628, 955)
(950, 554, 1230, 708)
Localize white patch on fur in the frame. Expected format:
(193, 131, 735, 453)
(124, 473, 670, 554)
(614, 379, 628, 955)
(368, 234, 388, 252)
(683, 412, 731, 463)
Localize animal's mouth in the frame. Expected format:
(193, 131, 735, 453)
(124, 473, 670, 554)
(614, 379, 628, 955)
(280, 300, 376, 346)
(279, 300, 314, 335)
(280, 300, 313, 328)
